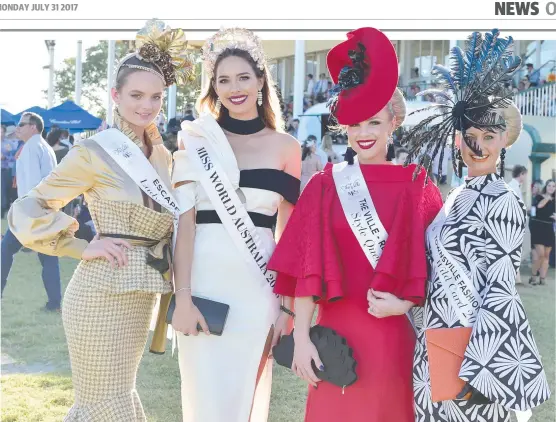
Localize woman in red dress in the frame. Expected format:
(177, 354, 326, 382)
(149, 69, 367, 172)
(268, 27, 443, 422)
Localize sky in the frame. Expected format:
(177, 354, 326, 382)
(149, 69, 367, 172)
(0, 39, 99, 115)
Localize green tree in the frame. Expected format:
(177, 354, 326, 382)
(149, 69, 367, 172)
(51, 41, 131, 116)
(53, 41, 202, 120)
(173, 61, 203, 116)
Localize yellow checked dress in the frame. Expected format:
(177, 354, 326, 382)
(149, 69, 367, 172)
(8, 116, 174, 422)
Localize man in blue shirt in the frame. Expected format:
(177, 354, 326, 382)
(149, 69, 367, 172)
(1, 112, 62, 312)
(526, 63, 540, 87)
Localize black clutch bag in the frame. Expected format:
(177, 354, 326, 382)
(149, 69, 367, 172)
(272, 325, 358, 388)
(166, 295, 230, 336)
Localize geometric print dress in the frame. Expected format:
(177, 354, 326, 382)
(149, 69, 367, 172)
(412, 173, 551, 422)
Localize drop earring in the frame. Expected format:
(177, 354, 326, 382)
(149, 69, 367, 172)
(257, 90, 263, 106)
(456, 149, 463, 178)
(499, 148, 506, 177)
(215, 97, 221, 112)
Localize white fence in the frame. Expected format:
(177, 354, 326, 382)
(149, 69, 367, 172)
(404, 83, 556, 118)
(514, 83, 556, 117)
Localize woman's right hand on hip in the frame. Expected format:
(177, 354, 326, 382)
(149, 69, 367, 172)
(291, 335, 323, 387)
(81, 234, 131, 268)
(172, 301, 210, 336)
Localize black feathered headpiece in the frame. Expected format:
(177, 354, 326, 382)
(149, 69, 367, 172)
(401, 29, 522, 181)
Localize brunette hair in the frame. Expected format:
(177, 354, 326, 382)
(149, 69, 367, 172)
(197, 48, 284, 132)
(542, 179, 556, 199)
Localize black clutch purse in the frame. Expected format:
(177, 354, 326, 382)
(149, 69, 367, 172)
(166, 295, 230, 336)
(272, 325, 357, 388)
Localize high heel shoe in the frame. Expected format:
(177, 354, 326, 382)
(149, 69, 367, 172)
(529, 276, 539, 286)
(539, 278, 546, 286)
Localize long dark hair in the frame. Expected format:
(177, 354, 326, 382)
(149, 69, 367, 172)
(197, 48, 284, 131)
(542, 179, 556, 199)
(302, 143, 313, 161)
(46, 129, 62, 147)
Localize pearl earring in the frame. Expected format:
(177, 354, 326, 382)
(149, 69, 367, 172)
(257, 90, 263, 106)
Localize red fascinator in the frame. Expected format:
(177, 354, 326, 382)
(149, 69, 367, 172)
(327, 27, 399, 125)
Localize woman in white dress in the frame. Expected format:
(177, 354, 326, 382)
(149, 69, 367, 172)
(170, 28, 301, 422)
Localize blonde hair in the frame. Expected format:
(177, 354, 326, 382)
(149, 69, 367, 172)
(386, 88, 406, 129)
(496, 101, 522, 146)
(321, 134, 334, 151)
(331, 87, 407, 133)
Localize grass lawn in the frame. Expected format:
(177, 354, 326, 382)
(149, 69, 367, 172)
(1, 227, 555, 421)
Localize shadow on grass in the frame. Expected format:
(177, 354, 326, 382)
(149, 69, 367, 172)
(1, 220, 554, 421)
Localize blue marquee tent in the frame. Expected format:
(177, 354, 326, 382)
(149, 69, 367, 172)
(1, 109, 18, 125)
(42, 101, 102, 132)
(13, 106, 48, 122)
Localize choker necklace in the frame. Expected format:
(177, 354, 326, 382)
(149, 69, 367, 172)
(220, 114, 265, 135)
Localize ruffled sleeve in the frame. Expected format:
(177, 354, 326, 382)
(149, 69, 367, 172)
(269, 171, 344, 302)
(372, 171, 443, 305)
(171, 130, 198, 213)
(8, 144, 94, 259)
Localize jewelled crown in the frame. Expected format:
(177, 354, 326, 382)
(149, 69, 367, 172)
(201, 27, 266, 78)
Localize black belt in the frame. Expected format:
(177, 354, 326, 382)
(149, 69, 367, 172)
(99, 233, 171, 276)
(196, 210, 276, 229)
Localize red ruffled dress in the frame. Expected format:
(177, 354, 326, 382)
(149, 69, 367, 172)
(268, 163, 442, 422)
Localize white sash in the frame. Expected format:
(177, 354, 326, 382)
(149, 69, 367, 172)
(426, 185, 482, 327)
(187, 135, 277, 294)
(427, 189, 533, 422)
(90, 129, 181, 246)
(332, 159, 388, 269)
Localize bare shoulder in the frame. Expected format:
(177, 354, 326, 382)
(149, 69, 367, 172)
(269, 131, 301, 151)
(264, 131, 301, 176)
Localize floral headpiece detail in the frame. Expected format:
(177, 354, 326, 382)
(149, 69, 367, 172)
(118, 19, 195, 87)
(327, 42, 370, 115)
(201, 27, 266, 78)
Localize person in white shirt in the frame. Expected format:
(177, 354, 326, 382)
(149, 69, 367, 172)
(306, 74, 315, 99)
(508, 164, 528, 285)
(507, 164, 527, 202)
(1, 112, 62, 312)
(314, 73, 329, 102)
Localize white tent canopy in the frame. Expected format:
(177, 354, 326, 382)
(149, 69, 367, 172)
(297, 100, 440, 143)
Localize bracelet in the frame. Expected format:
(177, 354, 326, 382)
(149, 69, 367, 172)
(174, 287, 191, 294)
(280, 305, 295, 317)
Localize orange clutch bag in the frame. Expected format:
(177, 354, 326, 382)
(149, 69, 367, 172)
(425, 327, 472, 402)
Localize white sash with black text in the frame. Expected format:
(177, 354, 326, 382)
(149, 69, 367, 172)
(90, 129, 181, 243)
(332, 159, 388, 269)
(426, 185, 482, 327)
(187, 136, 277, 294)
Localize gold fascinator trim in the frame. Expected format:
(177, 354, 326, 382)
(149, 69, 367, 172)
(202, 27, 266, 78)
(124, 19, 195, 86)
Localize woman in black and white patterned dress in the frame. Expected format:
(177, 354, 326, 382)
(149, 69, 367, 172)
(403, 29, 551, 422)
